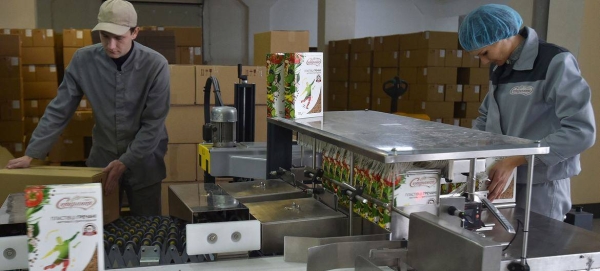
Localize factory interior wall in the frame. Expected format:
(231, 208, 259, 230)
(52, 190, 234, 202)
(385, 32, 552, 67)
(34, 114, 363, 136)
(0, 0, 36, 29)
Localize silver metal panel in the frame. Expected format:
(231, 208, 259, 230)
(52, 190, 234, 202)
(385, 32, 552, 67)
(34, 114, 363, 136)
(268, 111, 549, 163)
(407, 212, 503, 271)
(244, 198, 344, 223)
(168, 183, 248, 223)
(355, 256, 386, 271)
(306, 241, 405, 271)
(1, 194, 25, 224)
(284, 234, 391, 263)
(218, 179, 307, 203)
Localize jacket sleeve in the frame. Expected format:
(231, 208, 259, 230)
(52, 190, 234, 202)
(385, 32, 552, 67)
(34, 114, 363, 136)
(472, 83, 491, 131)
(118, 59, 170, 169)
(538, 52, 596, 167)
(25, 52, 84, 159)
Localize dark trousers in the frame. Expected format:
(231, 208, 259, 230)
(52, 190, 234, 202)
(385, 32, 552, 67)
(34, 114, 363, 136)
(119, 180, 162, 216)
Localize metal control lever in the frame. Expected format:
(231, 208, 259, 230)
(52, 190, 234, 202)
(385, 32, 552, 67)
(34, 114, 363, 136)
(479, 197, 516, 234)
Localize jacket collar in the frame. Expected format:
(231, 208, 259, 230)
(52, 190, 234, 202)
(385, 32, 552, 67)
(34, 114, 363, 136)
(513, 27, 538, 71)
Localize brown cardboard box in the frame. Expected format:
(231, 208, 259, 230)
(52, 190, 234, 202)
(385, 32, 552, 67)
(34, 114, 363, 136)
(414, 101, 454, 119)
(417, 67, 457, 85)
(246, 66, 268, 105)
(0, 78, 23, 100)
(480, 85, 489, 102)
(0, 57, 21, 78)
(445, 49, 463, 67)
(22, 65, 36, 82)
(194, 65, 267, 105)
(24, 99, 51, 117)
(32, 29, 55, 47)
(48, 136, 85, 162)
(399, 67, 417, 84)
(410, 84, 445, 102)
(329, 81, 349, 94)
(462, 53, 480, 67)
(0, 142, 23, 159)
(463, 85, 481, 102)
(457, 68, 489, 85)
(0, 99, 23, 121)
(24, 116, 39, 134)
(348, 82, 371, 110)
(163, 27, 203, 47)
(0, 166, 120, 224)
(328, 53, 349, 67)
(400, 49, 445, 67)
(350, 37, 373, 53)
(329, 39, 351, 54)
(9, 29, 33, 47)
(63, 111, 95, 137)
(329, 66, 349, 81)
(255, 104, 267, 141)
(372, 97, 391, 112)
(22, 47, 55, 65)
(254, 31, 309, 66)
(460, 118, 476, 128)
(372, 68, 399, 99)
(328, 89, 348, 110)
(83, 29, 93, 46)
(442, 118, 460, 126)
(63, 29, 84, 47)
(444, 84, 462, 102)
(465, 102, 482, 119)
(399, 32, 421, 50)
(164, 144, 197, 182)
(177, 47, 203, 65)
(170, 65, 196, 105)
(374, 35, 401, 52)
(349, 66, 371, 82)
(0, 34, 21, 56)
(350, 52, 372, 67)
(418, 31, 458, 49)
(165, 105, 204, 143)
(22, 65, 58, 82)
(23, 81, 58, 99)
(135, 30, 177, 64)
(63, 47, 78, 67)
(373, 51, 399, 68)
(0, 121, 24, 141)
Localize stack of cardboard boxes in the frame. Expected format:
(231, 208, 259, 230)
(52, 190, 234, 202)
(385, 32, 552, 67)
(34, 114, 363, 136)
(0, 34, 25, 157)
(327, 39, 350, 111)
(62, 29, 93, 68)
(371, 34, 411, 113)
(167, 27, 203, 65)
(348, 37, 373, 110)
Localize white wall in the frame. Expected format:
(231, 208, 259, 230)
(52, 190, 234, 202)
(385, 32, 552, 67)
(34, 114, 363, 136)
(0, 0, 36, 29)
(203, 0, 248, 65)
(271, 0, 319, 48)
(547, 0, 585, 57)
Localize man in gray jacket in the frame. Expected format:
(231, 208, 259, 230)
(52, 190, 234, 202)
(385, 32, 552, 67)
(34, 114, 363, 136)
(459, 4, 595, 220)
(6, 0, 170, 216)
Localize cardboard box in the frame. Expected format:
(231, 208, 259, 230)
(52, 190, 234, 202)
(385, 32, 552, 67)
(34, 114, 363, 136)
(374, 34, 401, 52)
(32, 29, 54, 47)
(63, 47, 78, 67)
(457, 68, 489, 85)
(373, 51, 399, 68)
(63, 111, 95, 137)
(417, 67, 457, 85)
(26, 183, 105, 271)
(410, 84, 445, 102)
(442, 118, 460, 126)
(462, 53, 480, 67)
(0, 34, 21, 56)
(348, 92, 370, 110)
(329, 39, 351, 54)
(164, 27, 203, 47)
(266, 53, 323, 119)
(135, 30, 177, 64)
(83, 29, 93, 46)
(63, 29, 85, 47)
(444, 84, 462, 102)
(418, 31, 458, 49)
(24, 99, 51, 117)
(255, 104, 267, 141)
(170, 65, 196, 105)
(23, 81, 58, 99)
(254, 31, 309, 66)
(465, 102, 482, 119)
(22, 65, 58, 82)
(48, 135, 85, 162)
(463, 85, 481, 102)
(445, 49, 463, 67)
(0, 78, 23, 100)
(0, 142, 23, 159)
(349, 66, 371, 82)
(400, 49, 446, 67)
(371, 97, 391, 112)
(8, 29, 33, 47)
(22, 47, 56, 65)
(194, 65, 267, 105)
(350, 52, 372, 67)
(414, 101, 454, 119)
(399, 32, 421, 50)
(460, 118, 476, 128)
(24, 116, 38, 134)
(328, 53, 348, 68)
(0, 99, 23, 121)
(165, 105, 204, 143)
(329, 66, 349, 81)
(399, 67, 417, 84)
(396, 99, 415, 113)
(164, 144, 197, 182)
(372, 67, 398, 91)
(350, 37, 373, 53)
(0, 120, 23, 141)
(177, 46, 202, 65)
(0, 56, 21, 78)
(328, 89, 348, 110)
(0, 166, 119, 224)
(480, 85, 489, 102)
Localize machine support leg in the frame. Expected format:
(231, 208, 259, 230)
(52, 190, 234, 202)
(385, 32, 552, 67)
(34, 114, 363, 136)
(349, 152, 354, 236)
(266, 122, 292, 178)
(467, 158, 476, 202)
(521, 154, 535, 265)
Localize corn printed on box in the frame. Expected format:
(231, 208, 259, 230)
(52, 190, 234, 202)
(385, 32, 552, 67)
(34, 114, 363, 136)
(266, 52, 323, 119)
(26, 183, 104, 271)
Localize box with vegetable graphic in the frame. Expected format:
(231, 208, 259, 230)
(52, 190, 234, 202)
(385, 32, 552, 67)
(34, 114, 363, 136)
(266, 52, 323, 119)
(26, 183, 104, 271)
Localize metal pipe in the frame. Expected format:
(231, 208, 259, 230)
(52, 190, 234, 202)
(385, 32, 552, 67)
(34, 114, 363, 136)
(468, 158, 476, 201)
(349, 152, 354, 236)
(300, 145, 304, 166)
(392, 207, 410, 219)
(312, 141, 317, 168)
(521, 154, 535, 265)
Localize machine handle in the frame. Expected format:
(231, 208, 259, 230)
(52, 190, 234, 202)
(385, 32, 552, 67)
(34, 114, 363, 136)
(479, 197, 516, 234)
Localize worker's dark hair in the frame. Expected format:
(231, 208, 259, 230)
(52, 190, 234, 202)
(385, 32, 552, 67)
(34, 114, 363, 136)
(130, 27, 138, 34)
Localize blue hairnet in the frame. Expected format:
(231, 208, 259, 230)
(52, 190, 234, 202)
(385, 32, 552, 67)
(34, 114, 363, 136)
(459, 4, 523, 51)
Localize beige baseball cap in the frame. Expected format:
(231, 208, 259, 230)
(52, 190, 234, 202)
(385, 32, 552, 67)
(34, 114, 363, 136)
(92, 0, 137, 35)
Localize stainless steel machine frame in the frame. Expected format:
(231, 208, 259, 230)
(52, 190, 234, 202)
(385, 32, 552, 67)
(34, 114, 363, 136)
(266, 111, 549, 267)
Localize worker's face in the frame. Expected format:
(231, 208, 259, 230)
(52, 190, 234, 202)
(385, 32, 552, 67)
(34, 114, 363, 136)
(471, 39, 511, 66)
(99, 28, 138, 59)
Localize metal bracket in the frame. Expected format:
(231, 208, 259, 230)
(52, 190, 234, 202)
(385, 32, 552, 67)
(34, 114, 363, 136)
(139, 245, 161, 266)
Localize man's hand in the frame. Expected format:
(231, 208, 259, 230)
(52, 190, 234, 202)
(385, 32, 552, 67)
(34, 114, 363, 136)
(6, 156, 33, 169)
(103, 160, 127, 196)
(487, 156, 526, 201)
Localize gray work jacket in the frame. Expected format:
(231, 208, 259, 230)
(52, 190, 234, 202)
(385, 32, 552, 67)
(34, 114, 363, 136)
(474, 27, 595, 184)
(26, 42, 170, 190)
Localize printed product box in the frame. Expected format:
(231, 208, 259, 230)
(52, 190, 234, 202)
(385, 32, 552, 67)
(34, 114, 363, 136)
(394, 170, 440, 206)
(266, 52, 323, 119)
(26, 183, 104, 271)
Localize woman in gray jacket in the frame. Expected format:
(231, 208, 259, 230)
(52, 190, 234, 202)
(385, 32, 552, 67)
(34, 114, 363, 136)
(459, 4, 595, 220)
